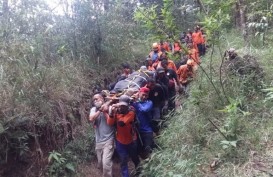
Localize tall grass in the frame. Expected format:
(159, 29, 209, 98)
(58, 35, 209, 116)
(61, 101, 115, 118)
(0, 54, 93, 175)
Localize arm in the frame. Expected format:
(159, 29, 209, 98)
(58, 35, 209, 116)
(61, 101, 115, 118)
(106, 105, 117, 126)
(122, 111, 136, 124)
(89, 107, 101, 122)
(135, 101, 153, 112)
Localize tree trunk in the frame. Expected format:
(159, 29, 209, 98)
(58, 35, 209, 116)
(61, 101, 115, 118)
(237, 0, 248, 44)
(196, 0, 207, 14)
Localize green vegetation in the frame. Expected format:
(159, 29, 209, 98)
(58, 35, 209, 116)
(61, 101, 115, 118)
(0, 0, 145, 176)
(1, 0, 273, 176)
(140, 33, 273, 176)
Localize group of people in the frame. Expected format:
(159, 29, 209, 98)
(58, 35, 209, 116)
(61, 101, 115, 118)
(89, 89, 154, 177)
(89, 26, 206, 177)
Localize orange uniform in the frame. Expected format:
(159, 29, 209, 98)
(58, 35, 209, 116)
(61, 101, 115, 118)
(192, 30, 204, 54)
(177, 64, 192, 84)
(188, 48, 200, 65)
(159, 42, 170, 52)
(174, 42, 182, 52)
(155, 59, 177, 72)
(192, 31, 203, 45)
(107, 110, 136, 145)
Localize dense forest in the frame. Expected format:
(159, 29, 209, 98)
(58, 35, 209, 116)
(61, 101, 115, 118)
(0, 0, 273, 176)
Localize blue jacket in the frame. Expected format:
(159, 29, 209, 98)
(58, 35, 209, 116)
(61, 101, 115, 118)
(132, 100, 153, 133)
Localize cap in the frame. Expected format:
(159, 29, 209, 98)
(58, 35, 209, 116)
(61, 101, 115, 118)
(139, 87, 150, 93)
(156, 67, 165, 73)
(118, 95, 131, 106)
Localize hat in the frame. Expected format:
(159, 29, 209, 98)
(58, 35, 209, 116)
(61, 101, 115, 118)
(139, 87, 150, 93)
(156, 67, 165, 73)
(119, 95, 131, 106)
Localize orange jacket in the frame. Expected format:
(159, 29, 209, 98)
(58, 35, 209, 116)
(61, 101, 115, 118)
(156, 59, 177, 72)
(177, 64, 191, 84)
(192, 31, 203, 45)
(188, 48, 200, 64)
(159, 42, 170, 52)
(174, 42, 182, 52)
(107, 110, 136, 145)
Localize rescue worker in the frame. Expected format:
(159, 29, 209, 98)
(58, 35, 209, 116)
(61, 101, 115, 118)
(132, 87, 154, 158)
(192, 26, 204, 56)
(89, 94, 115, 177)
(107, 95, 140, 177)
(155, 53, 177, 72)
(161, 59, 180, 111)
(149, 43, 162, 63)
(176, 59, 195, 94)
(146, 78, 168, 134)
(173, 40, 182, 55)
(187, 43, 200, 65)
(159, 39, 170, 52)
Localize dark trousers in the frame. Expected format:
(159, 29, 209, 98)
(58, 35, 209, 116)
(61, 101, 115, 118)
(151, 107, 161, 133)
(116, 140, 140, 177)
(197, 43, 204, 56)
(138, 132, 154, 159)
(168, 88, 176, 110)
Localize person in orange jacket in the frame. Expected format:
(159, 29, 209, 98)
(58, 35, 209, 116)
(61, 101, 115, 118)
(177, 59, 194, 85)
(159, 39, 170, 52)
(176, 59, 195, 94)
(154, 53, 177, 72)
(173, 40, 182, 54)
(187, 43, 200, 65)
(107, 95, 140, 177)
(149, 43, 162, 63)
(192, 26, 204, 56)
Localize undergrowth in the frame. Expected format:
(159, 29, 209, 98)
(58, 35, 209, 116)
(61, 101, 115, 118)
(141, 32, 273, 177)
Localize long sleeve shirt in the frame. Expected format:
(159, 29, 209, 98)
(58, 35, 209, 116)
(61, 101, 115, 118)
(107, 110, 136, 145)
(132, 100, 153, 133)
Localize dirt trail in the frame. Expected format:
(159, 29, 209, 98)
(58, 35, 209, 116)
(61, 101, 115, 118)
(77, 159, 135, 177)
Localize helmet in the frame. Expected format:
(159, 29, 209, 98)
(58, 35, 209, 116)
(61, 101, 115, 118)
(152, 43, 159, 50)
(186, 59, 194, 66)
